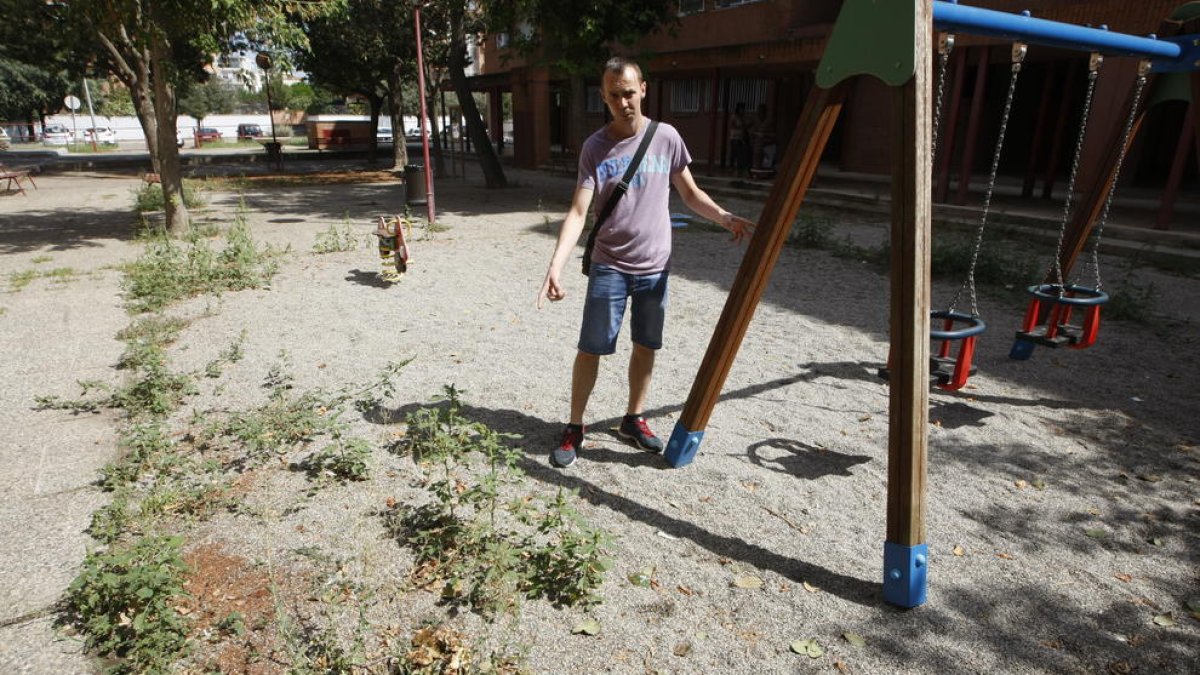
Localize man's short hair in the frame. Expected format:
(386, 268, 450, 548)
(603, 57, 643, 83)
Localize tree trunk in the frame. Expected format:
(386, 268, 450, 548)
(448, 4, 506, 188)
(130, 61, 161, 173)
(367, 93, 382, 163)
(428, 109, 446, 179)
(148, 25, 187, 236)
(387, 65, 409, 170)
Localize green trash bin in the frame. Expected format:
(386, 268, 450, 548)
(404, 164, 427, 206)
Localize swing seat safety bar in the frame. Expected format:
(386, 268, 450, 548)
(931, 310, 986, 391)
(932, 1, 1198, 73)
(1011, 284, 1109, 358)
(878, 311, 986, 391)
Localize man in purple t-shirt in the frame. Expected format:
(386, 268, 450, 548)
(537, 57, 755, 469)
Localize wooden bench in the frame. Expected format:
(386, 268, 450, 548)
(0, 164, 36, 196)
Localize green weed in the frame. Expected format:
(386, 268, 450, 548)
(31, 254, 53, 264)
(123, 208, 279, 314)
(423, 219, 450, 235)
(313, 216, 360, 253)
(788, 212, 836, 249)
(8, 267, 81, 292)
(116, 315, 190, 346)
(88, 491, 133, 544)
(1105, 271, 1158, 323)
(98, 422, 175, 491)
(388, 386, 612, 617)
(204, 329, 247, 378)
(295, 436, 373, 482)
(65, 535, 191, 674)
(132, 180, 205, 213)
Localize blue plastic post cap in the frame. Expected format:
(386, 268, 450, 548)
(664, 423, 705, 468)
(883, 541, 929, 608)
(1009, 338, 1036, 361)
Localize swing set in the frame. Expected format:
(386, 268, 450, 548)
(663, 0, 1200, 608)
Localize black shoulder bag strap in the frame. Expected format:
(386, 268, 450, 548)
(581, 120, 659, 275)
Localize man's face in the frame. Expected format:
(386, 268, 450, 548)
(602, 66, 646, 123)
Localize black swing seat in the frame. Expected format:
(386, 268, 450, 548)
(876, 357, 979, 384)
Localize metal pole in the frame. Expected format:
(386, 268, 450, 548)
(932, 1, 1183, 62)
(83, 79, 99, 151)
(413, 5, 437, 224)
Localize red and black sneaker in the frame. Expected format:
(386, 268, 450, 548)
(617, 415, 664, 453)
(551, 424, 584, 468)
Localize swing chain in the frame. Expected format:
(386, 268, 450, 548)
(1076, 59, 1150, 291)
(932, 34, 955, 161)
(1049, 53, 1103, 289)
(948, 42, 1026, 317)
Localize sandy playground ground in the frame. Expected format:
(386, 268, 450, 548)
(0, 164, 1197, 674)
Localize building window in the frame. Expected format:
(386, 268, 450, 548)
(496, 33, 509, 49)
(586, 86, 604, 114)
(723, 79, 768, 113)
(671, 80, 709, 114)
(677, 0, 704, 15)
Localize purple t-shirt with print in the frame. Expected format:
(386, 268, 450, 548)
(577, 120, 691, 274)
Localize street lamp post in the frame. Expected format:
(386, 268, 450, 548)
(413, 4, 436, 225)
(256, 52, 282, 171)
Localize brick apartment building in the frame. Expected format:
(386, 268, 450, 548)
(467, 0, 1197, 225)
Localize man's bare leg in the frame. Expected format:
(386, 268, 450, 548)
(626, 343, 655, 416)
(570, 350, 601, 425)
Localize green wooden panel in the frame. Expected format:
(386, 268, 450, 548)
(1149, 71, 1193, 106)
(817, 0, 916, 89)
(1169, 1, 1200, 21)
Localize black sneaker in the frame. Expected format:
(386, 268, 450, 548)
(618, 415, 664, 453)
(551, 424, 584, 468)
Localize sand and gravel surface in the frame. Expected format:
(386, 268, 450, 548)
(0, 163, 1197, 674)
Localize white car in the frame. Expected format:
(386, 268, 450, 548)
(41, 124, 72, 145)
(82, 127, 117, 144)
(377, 127, 393, 143)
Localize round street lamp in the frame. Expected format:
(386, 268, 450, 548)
(257, 52, 282, 170)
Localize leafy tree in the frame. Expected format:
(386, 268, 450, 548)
(0, 0, 79, 131)
(278, 81, 330, 114)
(179, 78, 236, 126)
(59, 0, 338, 236)
(437, 0, 507, 187)
(87, 79, 138, 117)
(300, 0, 418, 167)
(484, 0, 678, 151)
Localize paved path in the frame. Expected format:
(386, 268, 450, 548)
(0, 174, 144, 673)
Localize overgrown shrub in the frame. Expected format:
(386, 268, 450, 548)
(65, 535, 191, 673)
(123, 209, 279, 313)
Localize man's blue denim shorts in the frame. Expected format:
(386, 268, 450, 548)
(578, 264, 669, 355)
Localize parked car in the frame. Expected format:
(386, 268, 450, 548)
(196, 127, 221, 142)
(376, 127, 393, 143)
(82, 127, 117, 144)
(41, 124, 72, 145)
(236, 123, 263, 140)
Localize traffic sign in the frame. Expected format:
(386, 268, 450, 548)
(64, 95, 81, 111)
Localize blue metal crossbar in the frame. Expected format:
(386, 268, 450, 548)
(933, 1, 1198, 72)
